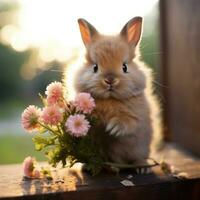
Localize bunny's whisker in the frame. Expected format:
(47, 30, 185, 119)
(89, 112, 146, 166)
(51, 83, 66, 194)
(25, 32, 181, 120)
(142, 51, 163, 56)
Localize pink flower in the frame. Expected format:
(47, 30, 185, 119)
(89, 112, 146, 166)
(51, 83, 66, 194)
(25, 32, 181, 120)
(74, 93, 95, 114)
(45, 81, 64, 105)
(65, 114, 90, 137)
(41, 105, 63, 125)
(22, 157, 40, 178)
(21, 105, 41, 132)
(23, 156, 35, 178)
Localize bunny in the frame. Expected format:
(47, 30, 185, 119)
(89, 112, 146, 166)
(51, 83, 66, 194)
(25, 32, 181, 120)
(67, 17, 161, 172)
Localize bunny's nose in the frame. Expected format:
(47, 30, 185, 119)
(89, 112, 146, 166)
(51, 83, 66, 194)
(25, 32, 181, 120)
(103, 74, 119, 86)
(104, 77, 114, 85)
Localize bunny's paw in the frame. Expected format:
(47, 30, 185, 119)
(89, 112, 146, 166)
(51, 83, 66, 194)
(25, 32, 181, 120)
(106, 119, 125, 136)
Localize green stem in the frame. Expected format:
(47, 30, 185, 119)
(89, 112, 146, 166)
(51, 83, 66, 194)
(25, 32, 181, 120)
(103, 162, 159, 169)
(38, 121, 60, 136)
(57, 125, 64, 136)
(148, 157, 160, 165)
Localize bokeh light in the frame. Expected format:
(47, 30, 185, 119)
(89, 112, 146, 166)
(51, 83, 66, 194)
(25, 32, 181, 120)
(0, 0, 158, 60)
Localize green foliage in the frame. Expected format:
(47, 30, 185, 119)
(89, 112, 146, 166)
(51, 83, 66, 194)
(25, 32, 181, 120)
(32, 127, 105, 175)
(0, 44, 29, 102)
(32, 135, 57, 151)
(0, 134, 45, 164)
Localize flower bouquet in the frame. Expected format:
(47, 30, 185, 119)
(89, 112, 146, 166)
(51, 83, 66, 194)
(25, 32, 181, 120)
(21, 81, 105, 176)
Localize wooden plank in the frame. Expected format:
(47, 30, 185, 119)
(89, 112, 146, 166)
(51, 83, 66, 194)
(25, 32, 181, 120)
(159, 0, 200, 155)
(0, 144, 200, 200)
(159, 0, 171, 141)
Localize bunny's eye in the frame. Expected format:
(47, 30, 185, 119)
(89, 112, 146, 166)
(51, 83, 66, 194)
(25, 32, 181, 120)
(122, 63, 128, 73)
(93, 64, 98, 73)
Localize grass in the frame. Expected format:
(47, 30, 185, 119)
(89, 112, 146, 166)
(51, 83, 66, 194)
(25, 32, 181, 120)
(0, 134, 45, 164)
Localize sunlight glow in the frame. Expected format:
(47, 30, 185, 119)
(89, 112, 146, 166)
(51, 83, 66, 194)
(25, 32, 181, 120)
(64, 52, 85, 100)
(0, 0, 158, 59)
(0, 0, 158, 90)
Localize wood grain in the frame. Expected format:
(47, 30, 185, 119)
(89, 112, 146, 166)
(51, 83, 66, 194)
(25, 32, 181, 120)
(0, 144, 200, 200)
(159, 0, 200, 155)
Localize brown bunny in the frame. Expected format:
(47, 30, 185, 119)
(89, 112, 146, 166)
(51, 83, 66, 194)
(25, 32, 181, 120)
(67, 17, 161, 171)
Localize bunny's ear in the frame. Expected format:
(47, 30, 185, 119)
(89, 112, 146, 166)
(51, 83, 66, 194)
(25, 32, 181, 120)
(78, 18, 99, 47)
(120, 17, 143, 47)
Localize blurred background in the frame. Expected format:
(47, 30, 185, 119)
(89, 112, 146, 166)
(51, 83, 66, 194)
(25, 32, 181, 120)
(0, 0, 160, 164)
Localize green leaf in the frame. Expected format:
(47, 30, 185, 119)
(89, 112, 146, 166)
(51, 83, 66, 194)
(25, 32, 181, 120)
(32, 135, 57, 151)
(38, 127, 48, 134)
(41, 167, 52, 177)
(35, 143, 44, 151)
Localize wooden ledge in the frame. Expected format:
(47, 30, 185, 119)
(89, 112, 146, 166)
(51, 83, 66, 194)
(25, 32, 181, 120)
(0, 143, 200, 200)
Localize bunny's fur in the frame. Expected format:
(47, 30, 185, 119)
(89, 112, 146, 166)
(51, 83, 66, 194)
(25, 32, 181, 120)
(65, 18, 161, 165)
